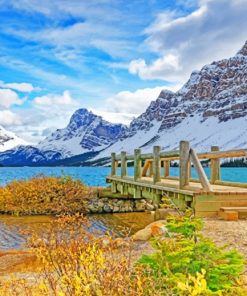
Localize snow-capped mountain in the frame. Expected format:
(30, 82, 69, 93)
(97, 40, 247, 158)
(0, 145, 63, 166)
(0, 126, 27, 152)
(1, 41, 247, 166)
(38, 108, 127, 158)
(0, 109, 127, 165)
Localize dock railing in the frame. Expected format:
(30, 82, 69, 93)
(110, 140, 247, 191)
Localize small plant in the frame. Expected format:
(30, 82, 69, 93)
(139, 212, 246, 295)
(0, 176, 92, 215)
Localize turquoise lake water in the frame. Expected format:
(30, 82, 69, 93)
(0, 166, 247, 186)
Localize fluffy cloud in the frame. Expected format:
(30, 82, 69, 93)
(105, 84, 182, 115)
(0, 88, 23, 107)
(0, 110, 22, 126)
(33, 90, 79, 107)
(129, 0, 247, 82)
(0, 81, 35, 92)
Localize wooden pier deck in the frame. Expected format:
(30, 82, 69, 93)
(106, 141, 247, 217)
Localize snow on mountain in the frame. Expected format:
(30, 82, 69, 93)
(96, 40, 247, 158)
(1, 41, 247, 166)
(0, 126, 27, 152)
(0, 145, 63, 166)
(0, 109, 128, 165)
(38, 108, 127, 158)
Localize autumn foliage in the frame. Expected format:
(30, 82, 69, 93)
(0, 176, 92, 215)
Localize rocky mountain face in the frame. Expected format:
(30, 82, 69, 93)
(0, 126, 27, 152)
(1, 41, 247, 166)
(0, 145, 62, 166)
(38, 108, 127, 158)
(97, 41, 247, 158)
(0, 109, 127, 165)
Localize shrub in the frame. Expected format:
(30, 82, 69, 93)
(0, 176, 92, 215)
(139, 213, 246, 295)
(0, 215, 158, 296)
(0, 213, 245, 295)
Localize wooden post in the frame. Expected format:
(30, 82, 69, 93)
(121, 151, 127, 178)
(149, 161, 153, 177)
(190, 148, 212, 191)
(211, 146, 220, 184)
(163, 160, 170, 178)
(142, 160, 150, 177)
(134, 149, 142, 181)
(153, 146, 161, 184)
(179, 141, 190, 189)
(111, 152, 116, 176)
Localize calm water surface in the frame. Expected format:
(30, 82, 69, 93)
(0, 166, 246, 250)
(0, 166, 247, 186)
(0, 213, 154, 250)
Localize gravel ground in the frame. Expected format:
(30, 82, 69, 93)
(202, 218, 247, 256)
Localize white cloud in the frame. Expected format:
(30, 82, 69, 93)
(0, 81, 35, 92)
(10, 90, 81, 142)
(0, 110, 22, 126)
(129, 0, 247, 82)
(0, 88, 23, 107)
(105, 84, 182, 115)
(129, 54, 180, 80)
(33, 90, 79, 107)
(90, 109, 136, 126)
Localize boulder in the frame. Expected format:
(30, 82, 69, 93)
(132, 220, 168, 241)
(132, 227, 152, 241)
(150, 222, 168, 236)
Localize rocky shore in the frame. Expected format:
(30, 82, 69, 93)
(86, 195, 157, 214)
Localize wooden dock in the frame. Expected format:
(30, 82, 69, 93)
(106, 141, 247, 217)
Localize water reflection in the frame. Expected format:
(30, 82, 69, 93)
(0, 212, 154, 250)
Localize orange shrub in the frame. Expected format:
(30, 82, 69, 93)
(0, 176, 93, 215)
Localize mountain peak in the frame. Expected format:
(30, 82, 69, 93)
(0, 126, 27, 152)
(238, 40, 247, 56)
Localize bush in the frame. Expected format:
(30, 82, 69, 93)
(0, 215, 157, 296)
(0, 176, 92, 215)
(0, 213, 245, 295)
(139, 213, 246, 295)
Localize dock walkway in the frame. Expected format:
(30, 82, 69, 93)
(106, 141, 247, 217)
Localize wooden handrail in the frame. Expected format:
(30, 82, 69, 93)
(110, 141, 247, 192)
(116, 148, 247, 161)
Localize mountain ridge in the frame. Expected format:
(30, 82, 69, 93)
(0, 40, 247, 166)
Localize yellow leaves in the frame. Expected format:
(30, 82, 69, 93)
(177, 269, 209, 296)
(0, 176, 92, 215)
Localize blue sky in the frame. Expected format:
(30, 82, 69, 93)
(0, 0, 247, 143)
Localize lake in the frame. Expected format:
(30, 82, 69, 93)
(0, 166, 247, 187)
(0, 166, 247, 250)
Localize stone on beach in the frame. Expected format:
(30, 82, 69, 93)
(132, 220, 167, 241)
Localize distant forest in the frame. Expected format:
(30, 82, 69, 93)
(221, 158, 247, 167)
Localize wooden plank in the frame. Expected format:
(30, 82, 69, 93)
(153, 146, 161, 184)
(149, 161, 153, 177)
(142, 160, 150, 177)
(163, 160, 170, 178)
(116, 148, 247, 162)
(121, 151, 127, 178)
(215, 180, 247, 189)
(197, 149, 247, 160)
(111, 153, 116, 176)
(196, 194, 247, 202)
(190, 148, 212, 192)
(134, 149, 142, 181)
(107, 176, 194, 196)
(179, 141, 190, 189)
(211, 146, 220, 183)
(195, 201, 247, 211)
(220, 207, 247, 212)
